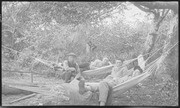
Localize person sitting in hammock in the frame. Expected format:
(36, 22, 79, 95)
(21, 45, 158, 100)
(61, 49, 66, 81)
(90, 57, 112, 70)
(78, 59, 131, 106)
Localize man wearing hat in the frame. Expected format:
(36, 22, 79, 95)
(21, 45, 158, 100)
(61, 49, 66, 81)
(62, 53, 81, 83)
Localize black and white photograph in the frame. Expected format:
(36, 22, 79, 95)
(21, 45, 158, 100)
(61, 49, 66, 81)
(1, 1, 178, 106)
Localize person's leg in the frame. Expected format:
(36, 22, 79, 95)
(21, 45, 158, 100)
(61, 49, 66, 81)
(105, 85, 113, 105)
(99, 81, 110, 106)
(78, 79, 86, 94)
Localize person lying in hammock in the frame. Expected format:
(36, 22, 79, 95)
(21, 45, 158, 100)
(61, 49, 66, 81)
(78, 59, 132, 106)
(89, 57, 112, 70)
(77, 57, 145, 106)
(120, 56, 144, 82)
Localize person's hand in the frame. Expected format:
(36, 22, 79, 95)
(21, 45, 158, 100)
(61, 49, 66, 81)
(113, 77, 116, 81)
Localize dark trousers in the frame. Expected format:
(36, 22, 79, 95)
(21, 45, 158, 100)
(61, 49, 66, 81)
(79, 62, 90, 72)
(63, 70, 76, 83)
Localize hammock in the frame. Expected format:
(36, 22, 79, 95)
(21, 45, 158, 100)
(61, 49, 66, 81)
(84, 55, 161, 92)
(82, 59, 135, 77)
(81, 43, 165, 78)
(82, 65, 114, 76)
(112, 56, 161, 96)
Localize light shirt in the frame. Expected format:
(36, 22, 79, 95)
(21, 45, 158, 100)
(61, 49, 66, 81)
(103, 65, 129, 87)
(138, 54, 145, 71)
(111, 66, 128, 78)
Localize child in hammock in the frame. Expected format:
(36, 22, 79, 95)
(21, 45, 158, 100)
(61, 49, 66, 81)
(132, 59, 143, 77)
(120, 56, 144, 82)
(78, 59, 134, 106)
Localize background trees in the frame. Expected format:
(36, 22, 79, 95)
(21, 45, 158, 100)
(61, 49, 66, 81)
(2, 2, 178, 81)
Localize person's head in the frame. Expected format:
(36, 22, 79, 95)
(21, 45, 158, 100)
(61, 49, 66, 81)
(67, 53, 76, 63)
(115, 59, 124, 67)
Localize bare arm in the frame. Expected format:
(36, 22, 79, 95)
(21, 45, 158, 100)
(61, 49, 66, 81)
(108, 61, 112, 65)
(75, 63, 81, 75)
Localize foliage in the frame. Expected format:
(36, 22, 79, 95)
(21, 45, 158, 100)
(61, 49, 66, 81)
(2, 2, 178, 82)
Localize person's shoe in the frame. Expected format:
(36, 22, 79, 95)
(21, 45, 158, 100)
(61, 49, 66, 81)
(100, 101, 106, 106)
(78, 79, 86, 95)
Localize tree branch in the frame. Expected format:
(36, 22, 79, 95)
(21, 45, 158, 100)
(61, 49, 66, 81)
(133, 3, 155, 14)
(156, 9, 170, 31)
(133, 2, 178, 14)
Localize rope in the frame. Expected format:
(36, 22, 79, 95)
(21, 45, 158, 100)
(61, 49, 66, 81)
(164, 42, 178, 55)
(144, 42, 168, 63)
(2, 45, 60, 69)
(121, 42, 169, 66)
(113, 42, 178, 91)
(146, 41, 178, 74)
(2, 41, 178, 71)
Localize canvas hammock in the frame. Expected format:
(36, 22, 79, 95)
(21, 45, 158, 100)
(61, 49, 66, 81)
(81, 41, 169, 78)
(82, 58, 136, 77)
(65, 40, 178, 99)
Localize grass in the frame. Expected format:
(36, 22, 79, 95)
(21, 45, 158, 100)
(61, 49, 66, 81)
(2, 72, 178, 106)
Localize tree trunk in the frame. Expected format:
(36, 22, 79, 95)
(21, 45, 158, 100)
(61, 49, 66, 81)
(133, 2, 177, 63)
(155, 14, 178, 77)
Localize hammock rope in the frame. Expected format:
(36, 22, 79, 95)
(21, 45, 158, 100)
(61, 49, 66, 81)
(2, 45, 62, 69)
(82, 42, 172, 76)
(2, 41, 178, 74)
(113, 41, 178, 91)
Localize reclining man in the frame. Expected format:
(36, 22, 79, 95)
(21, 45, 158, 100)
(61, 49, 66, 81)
(78, 57, 144, 106)
(78, 59, 133, 106)
(62, 53, 81, 83)
(90, 57, 112, 70)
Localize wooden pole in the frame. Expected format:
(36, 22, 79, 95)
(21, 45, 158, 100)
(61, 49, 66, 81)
(9, 93, 36, 104)
(2, 69, 42, 74)
(31, 70, 33, 83)
(30, 64, 34, 83)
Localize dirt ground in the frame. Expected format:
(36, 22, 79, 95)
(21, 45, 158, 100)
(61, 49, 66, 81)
(2, 73, 178, 106)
